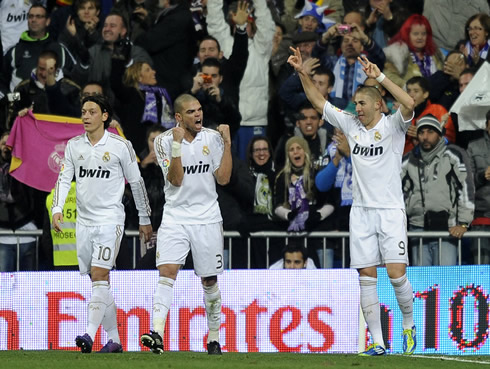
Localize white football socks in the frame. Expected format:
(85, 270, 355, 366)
(203, 282, 221, 343)
(359, 276, 385, 348)
(87, 281, 111, 340)
(153, 276, 174, 338)
(100, 283, 120, 344)
(390, 274, 414, 330)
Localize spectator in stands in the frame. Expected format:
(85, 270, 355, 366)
(427, 50, 468, 111)
(139, 124, 166, 230)
(423, 0, 489, 55)
(466, 110, 490, 264)
(134, 0, 197, 101)
(462, 13, 490, 69)
(364, 0, 412, 49)
(77, 11, 152, 95)
(193, 3, 250, 106)
(274, 136, 334, 231)
(269, 242, 317, 269)
(206, 0, 275, 161)
(316, 127, 352, 235)
(13, 50, 81, 120)
(317, 21, 386, 109)
(401, 115, 474, 266)
(1, 4, 75, 95)
(404, 76, 456, 155)
(0, 0, 44, 54)
(112, 0, 157, 42)
(110, 60, 174, 154)
(274, 102, 329, 170)
(0, 131, 38, 272)
(383, 14, 444, 89)
(57, 0, 103, 59)
(190, 57, 241, 138)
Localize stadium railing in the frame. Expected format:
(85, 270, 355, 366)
(0, 230, 489, 271)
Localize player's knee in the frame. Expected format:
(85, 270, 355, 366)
(201, 276, 217, 287)
(158, 264, 179, 280)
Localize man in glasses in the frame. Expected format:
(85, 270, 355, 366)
(1, 4, 75, 97)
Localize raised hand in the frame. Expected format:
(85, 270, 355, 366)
(358, 55, 381, 79)
(302, 57, 320, 76)
(217, 124, 231, 145)
(172, 126, 185, 143)
(287, 47, 304, 74)
(232, 0, 249, 26)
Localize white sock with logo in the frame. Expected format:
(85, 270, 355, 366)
(390, 274, 414, 330)
(203, 282, 221, 343)
(87, 281, 110, 340)
(153, 277, 174, 338)
(359, 276, 385, 348)
(100, 284, 121, 344)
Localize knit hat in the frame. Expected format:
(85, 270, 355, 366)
(416, 114, 443, 135)
(285, 136, 311, 157)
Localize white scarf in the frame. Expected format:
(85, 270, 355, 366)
(332, 56, 366, 99)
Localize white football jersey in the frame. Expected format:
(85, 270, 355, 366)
(322, 102, 412, 208)
(52, 131, 150, 225)
(154, 128, 224, 225)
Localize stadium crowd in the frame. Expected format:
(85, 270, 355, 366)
(0, 0, 489, 271)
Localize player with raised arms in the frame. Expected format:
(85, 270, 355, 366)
(140, 94, 232, 355)
(287, 47, 416, 356)
(52, 94, 153, 353)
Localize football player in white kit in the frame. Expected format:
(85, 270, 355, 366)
(288, 48, 417, 356)
(140, 94, 232, 355)
(52, 95, 153, 353)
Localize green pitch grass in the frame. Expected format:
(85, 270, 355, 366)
(1, 351, 489, 369)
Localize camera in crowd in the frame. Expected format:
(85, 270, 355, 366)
(338, 24, 351, 35)
(202, 74, 213, 84)
(112, 37, 132, 61)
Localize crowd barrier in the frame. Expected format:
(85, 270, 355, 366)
(0, 266, 489, 354)
(0, 230, 489, 270)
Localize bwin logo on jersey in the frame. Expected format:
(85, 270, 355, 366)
(183, 161, 210, 174)
(79, 166, 110, 178)
(352, 143, 384, 157)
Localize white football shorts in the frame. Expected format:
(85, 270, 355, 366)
(349, 207, 409, 269)
(76, 223, 124, 275)
(156, 222, 224, 277)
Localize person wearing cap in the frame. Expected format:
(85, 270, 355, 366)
(401, 114, 474, 266)
(51, 94, 153, 353)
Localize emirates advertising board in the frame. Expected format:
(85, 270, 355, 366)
(0, 266, 489, 354)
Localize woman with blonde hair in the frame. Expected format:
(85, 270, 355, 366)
(111, 60, 175, 154)
(274, 136, 334, 233)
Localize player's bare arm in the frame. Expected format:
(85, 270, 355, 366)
(167, 127, 185, 187)
(215, 124, 232, 185)
(358, 55, 415, 120)
(53, 212, 63, 232)
(287, 47, 327, 114)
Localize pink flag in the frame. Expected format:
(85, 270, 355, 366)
(7, 111, 122, 192)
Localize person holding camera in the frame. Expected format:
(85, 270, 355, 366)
(315, 20, 386, 109)
(401, 114, 475, 266)
(189, 57, 241, 138)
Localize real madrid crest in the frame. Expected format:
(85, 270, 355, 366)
(374, 131, 382, 141)
(102, 152, 110, 162)
(202, 146, 210, 155)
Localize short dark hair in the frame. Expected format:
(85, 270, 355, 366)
(313, 66, 335, 87)
(201, 57, 222, 74)
(282, 242, 308, 262)
(406, 76, 430, 92)
(82, 94, 113, 129)
(199, 36, 221, 53)
(29, 4, 49, 17)
(38, 50, 58, 69)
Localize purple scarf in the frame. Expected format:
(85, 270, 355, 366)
(138, 84, 176, 129)
(288, 176, 309, 231)
(410, 52, 433, 78)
